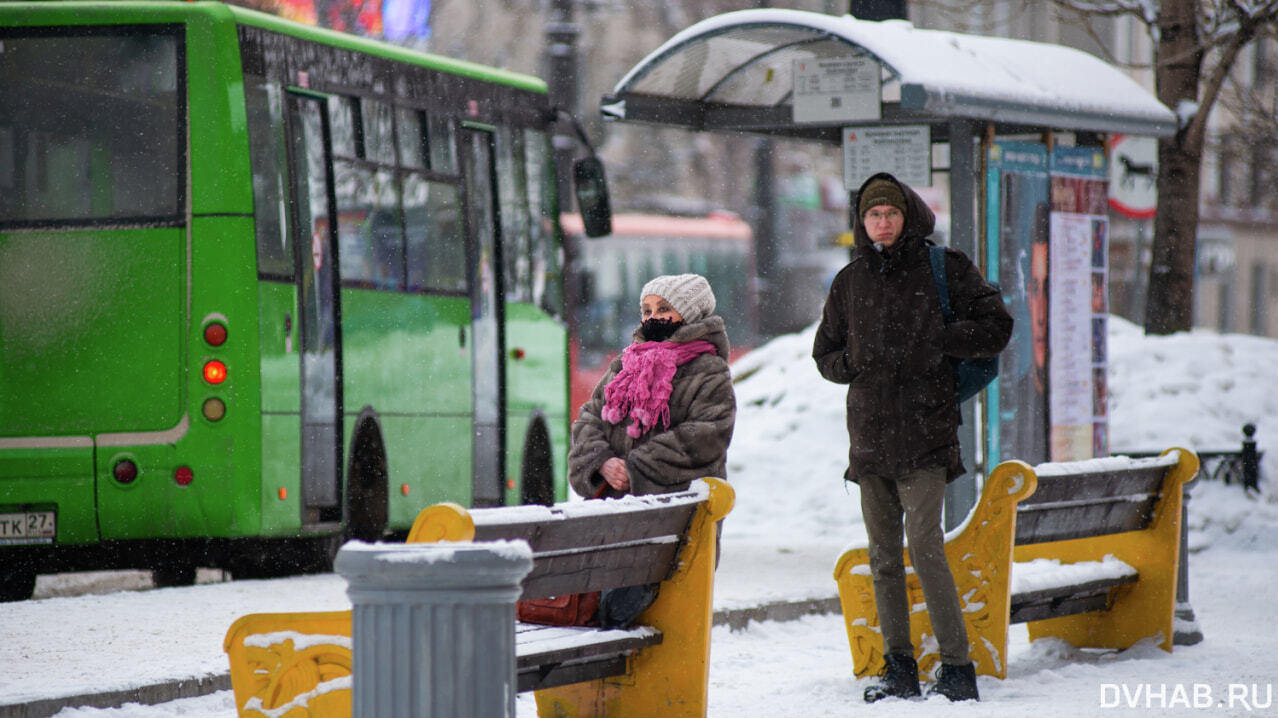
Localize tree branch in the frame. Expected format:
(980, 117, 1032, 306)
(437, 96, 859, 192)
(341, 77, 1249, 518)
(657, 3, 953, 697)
(1186, 11, 1267, 153)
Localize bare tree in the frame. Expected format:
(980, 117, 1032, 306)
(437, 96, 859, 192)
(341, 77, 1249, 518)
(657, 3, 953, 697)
(1043, 0, 1278, 334)
(1146, 0, 1206, 336)
(919, 0, 1278, 334)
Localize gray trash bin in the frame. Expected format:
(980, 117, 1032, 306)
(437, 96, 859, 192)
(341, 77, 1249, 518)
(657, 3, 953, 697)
(335, 540, 533, 718)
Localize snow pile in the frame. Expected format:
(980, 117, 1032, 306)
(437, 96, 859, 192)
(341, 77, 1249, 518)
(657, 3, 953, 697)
(722, 315, 1278, 549)
(725, 323, 860, 543)
(1107, 315, 1277, 454)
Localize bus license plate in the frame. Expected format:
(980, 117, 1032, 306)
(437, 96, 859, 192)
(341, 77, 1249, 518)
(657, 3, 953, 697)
(0, 510, 56, 545)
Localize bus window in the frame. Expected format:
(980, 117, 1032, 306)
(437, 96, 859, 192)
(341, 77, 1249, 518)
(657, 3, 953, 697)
(334, 164, 402, 290)
(525, 129, 562, 316)
(0, 28, 182, 226)
(498, 127, 532, 303)
(327, 96, 359, 160)
(404, 175, 466, 293)
(396, 107, 426, 169)
(245, 76, 292, 279)
(427, 113, 457, 173)
(361, 98, 396, 165)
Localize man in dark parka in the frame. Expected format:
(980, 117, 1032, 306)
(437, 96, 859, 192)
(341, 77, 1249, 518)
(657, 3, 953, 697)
(813, 172, 1012, 703)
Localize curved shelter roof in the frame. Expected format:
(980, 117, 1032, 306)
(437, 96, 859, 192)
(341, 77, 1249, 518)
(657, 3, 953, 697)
(602, 9, 1176, 140)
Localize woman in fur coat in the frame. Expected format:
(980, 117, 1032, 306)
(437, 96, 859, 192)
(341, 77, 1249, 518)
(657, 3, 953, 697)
(568, 273, 736, 499)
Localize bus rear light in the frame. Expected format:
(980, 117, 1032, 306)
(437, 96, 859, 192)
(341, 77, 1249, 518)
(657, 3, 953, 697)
(113, 459, 138, 484)
(203, 322, 228, 347)
(203, 360, 227, 384)
(202, 397, 226, 422)
(174, 466, 193, 486)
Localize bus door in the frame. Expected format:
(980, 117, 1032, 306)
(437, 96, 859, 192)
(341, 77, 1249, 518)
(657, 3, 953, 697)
(288, 92, 342, 522)
(461, 127, 506, 507)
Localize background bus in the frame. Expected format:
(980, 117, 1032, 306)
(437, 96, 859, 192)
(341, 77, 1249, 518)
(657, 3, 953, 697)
(564, 212, 759, 418)
(0, 1, 574, 600)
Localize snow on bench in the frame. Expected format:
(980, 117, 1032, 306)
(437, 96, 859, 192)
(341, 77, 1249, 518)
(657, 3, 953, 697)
(225, 478, 734, 718)
(834, 448, 1199, 680)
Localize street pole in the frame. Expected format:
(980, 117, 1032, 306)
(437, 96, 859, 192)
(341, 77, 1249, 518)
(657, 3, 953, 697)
(545, 0, 579, 207)
(545, 0, 583, 360)
(752, 0, 781, 336)
(752, 138, 779, 334)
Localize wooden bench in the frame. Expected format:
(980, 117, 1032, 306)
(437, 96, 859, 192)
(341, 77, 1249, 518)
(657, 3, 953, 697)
(224, 477, 734, 717)
(833, 448, 1199, 680)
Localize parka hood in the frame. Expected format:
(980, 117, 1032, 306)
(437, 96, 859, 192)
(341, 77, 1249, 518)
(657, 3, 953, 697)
(852, 172, 936, 248)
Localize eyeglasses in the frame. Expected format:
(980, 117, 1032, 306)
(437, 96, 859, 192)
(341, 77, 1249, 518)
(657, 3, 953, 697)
(864, 209, 903, 223)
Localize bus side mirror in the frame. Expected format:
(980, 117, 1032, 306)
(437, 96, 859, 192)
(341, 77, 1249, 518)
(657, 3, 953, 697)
(573, 156, 612, 238)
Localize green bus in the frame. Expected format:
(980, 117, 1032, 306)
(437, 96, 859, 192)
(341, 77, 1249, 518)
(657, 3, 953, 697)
(0, 1, 595, 600)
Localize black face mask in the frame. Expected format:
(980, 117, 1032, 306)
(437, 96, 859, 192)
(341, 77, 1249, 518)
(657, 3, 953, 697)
(641, 317, 683, 342)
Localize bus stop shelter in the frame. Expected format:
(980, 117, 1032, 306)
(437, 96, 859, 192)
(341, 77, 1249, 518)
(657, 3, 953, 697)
(599, 8, 1177, 522)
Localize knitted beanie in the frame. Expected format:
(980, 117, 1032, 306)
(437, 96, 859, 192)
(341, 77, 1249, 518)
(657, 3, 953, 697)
(858, 178, 907, 219)
(640, 274, 716, 323)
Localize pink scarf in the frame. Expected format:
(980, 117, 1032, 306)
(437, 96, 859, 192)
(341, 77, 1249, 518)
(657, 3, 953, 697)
(602, 339, 719, 438)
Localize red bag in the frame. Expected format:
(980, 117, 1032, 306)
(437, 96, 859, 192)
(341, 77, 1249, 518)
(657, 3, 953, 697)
(515, 482, 608, 626)
(517, 591, 600, 626)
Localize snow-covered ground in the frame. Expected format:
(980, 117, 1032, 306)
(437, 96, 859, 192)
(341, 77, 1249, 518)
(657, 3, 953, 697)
(23, 316, 1278, 716)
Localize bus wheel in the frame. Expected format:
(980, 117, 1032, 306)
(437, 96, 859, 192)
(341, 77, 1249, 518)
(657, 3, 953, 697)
(0, 560, 37, 602)
(521, 416, 555, 506)
(299, 534, 342, 574)
(346, 414, 388, 542)
(152, 560, 197, 588)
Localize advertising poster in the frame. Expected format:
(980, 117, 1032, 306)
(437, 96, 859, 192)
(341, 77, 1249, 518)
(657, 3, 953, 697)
(985, 141, 1050, 467)
(1049, 146, 1109, 460)
(271, 0, 433, 40)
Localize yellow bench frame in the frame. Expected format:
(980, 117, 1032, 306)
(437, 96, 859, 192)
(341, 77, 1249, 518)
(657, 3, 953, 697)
(224, 477, 734, 717)
(832, 448, 1198, 680)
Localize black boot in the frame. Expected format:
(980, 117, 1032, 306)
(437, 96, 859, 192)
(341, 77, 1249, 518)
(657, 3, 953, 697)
(927, 662, 980, 701)
(863, 653, 921, 703)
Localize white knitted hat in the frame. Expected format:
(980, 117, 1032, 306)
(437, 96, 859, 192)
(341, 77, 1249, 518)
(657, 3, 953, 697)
(640, 274, 716, 323)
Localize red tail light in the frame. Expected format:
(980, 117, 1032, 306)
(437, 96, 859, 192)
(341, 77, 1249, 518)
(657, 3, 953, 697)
(174, 466, 194, 486)
(203, 360, 227, 384)
(203, 322, 228, 347)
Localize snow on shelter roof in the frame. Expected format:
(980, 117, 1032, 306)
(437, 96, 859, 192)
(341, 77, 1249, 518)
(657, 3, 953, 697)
(603, 9, 1176, 139)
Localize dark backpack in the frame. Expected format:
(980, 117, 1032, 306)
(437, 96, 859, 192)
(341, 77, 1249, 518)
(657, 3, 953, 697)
(928, 245, 999, 403)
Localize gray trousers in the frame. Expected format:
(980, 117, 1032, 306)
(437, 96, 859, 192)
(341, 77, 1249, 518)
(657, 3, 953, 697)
(859, 465, 971, 666)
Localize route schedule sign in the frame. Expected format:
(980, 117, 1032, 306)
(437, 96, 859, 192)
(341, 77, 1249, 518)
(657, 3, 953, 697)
(793, 57, 881, 124)
(842, 125, 931, 189)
